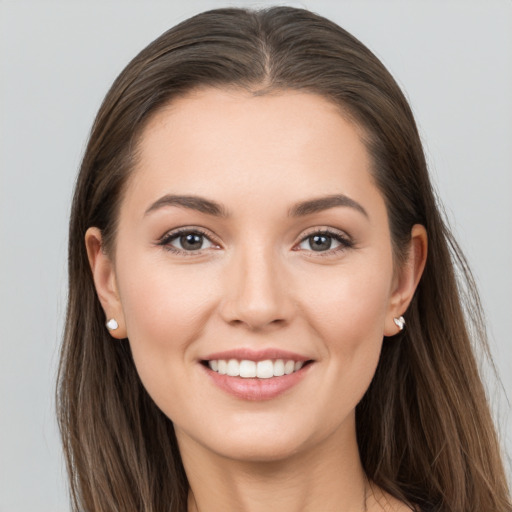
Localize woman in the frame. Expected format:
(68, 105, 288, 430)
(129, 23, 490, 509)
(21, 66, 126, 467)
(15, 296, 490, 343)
(56, 6, 511, 512)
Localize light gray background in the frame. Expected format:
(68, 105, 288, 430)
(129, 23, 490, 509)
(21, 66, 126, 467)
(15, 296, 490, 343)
(1, 0, 511, 510)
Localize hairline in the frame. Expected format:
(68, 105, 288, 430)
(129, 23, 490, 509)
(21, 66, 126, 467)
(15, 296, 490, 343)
(103, 83, 404, 275)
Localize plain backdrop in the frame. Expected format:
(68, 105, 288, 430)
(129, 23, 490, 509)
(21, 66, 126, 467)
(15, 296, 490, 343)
(1, 1, 511, 510)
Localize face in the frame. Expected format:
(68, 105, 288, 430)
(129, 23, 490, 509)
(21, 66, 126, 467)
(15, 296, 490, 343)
(89, 88, 417, 463)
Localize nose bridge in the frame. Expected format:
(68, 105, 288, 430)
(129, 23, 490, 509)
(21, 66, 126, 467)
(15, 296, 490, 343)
(220, 239, 291, 329)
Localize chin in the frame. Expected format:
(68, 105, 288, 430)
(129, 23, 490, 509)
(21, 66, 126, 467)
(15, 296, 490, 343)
(206, 433, 310, 463)
(176, 408, 349, 465)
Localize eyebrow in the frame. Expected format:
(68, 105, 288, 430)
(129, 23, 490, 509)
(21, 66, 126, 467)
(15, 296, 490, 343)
(144, 193, 368, 219)
(144, 194, 229, 217)
(289, 194, 368, 218)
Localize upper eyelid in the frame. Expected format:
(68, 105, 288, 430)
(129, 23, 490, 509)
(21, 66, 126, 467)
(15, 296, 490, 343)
(295, 228, 354, 254)
(159, 226, 219, 243)
(298, 226, 352, 241)
(157, 226, 352, 249)
(157, 228, 220, 256)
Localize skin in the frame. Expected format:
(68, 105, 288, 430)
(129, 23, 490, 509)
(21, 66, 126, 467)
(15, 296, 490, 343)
(86, 88, 427, 512)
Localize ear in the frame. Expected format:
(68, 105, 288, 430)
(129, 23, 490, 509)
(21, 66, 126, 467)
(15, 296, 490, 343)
(384, 224, 427, 336)
(85, 227, 127, 339)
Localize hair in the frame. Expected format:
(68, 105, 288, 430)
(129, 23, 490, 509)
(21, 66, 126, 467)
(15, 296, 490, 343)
(56, 6, 511, 512)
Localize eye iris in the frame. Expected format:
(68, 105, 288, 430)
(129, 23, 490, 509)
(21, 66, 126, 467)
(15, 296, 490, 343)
(310, 234, 331, 251)
(180, 233, 203, 250)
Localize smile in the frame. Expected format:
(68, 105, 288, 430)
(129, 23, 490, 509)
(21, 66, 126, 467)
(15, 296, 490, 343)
(200, 349, 313, 400)
(207, 359, 305, 379)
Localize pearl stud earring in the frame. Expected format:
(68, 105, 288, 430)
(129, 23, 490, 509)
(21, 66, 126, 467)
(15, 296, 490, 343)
(393, 316, 405, 331)
(106, 318, 119, 330)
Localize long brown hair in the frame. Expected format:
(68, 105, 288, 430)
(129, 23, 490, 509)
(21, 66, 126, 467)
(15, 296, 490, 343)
(56, 7, 511, 511)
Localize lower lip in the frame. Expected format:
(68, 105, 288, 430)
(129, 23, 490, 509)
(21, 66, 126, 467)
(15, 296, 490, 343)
(201, 363, 312, 401)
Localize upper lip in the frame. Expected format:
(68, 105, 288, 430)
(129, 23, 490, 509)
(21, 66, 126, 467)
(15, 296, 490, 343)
(201, 348, 311, 362)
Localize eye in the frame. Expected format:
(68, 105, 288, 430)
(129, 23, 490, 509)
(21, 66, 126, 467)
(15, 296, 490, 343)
(158, 228, 217, 254)
(297, 230, 352, 253)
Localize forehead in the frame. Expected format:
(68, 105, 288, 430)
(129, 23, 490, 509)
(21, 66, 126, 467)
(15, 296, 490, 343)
(124, 88, 380, 216)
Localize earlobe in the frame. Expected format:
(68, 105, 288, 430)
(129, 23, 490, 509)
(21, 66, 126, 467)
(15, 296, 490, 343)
(384, 224, 428, 336)
(85, 227, 127, 339)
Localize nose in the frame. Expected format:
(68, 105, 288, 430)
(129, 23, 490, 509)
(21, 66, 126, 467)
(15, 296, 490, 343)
(219, 245, 294, 331)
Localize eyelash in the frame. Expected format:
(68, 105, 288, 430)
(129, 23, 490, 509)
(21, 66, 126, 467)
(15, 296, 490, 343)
(156, 227, 354, 257)
(157, 227, 219, 256)
(296, 229, 354, 257)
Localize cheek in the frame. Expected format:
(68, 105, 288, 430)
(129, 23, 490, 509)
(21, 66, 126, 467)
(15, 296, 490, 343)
(302, 259, 392, 343)
(115, 259, 217, 398)
(119, 251, 217, 331)
(303, 263, 391, 416)
(298, 256, 393, 394)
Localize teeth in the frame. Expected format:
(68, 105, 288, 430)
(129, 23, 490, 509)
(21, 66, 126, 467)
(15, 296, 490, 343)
(273, 359, 285, 377)
(239, 360, 256, 378)
(256, 360, 274, 379)
(207, 358, 306, 378)
(218, 360, 228, 375)
(227, 359, 239, 377)
(284, 360, 295, 375)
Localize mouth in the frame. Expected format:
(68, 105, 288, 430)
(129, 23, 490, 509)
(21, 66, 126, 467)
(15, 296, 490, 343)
(199, 349, 314, 400)
(201, 358, 313, 379)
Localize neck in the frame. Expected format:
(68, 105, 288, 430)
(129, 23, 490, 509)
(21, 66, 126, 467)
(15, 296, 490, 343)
(179, 420, 368, 512)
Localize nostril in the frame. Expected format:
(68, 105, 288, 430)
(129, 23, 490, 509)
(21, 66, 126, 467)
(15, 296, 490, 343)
(218, 273, 293, 330)
(226, 316, 287, 330)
